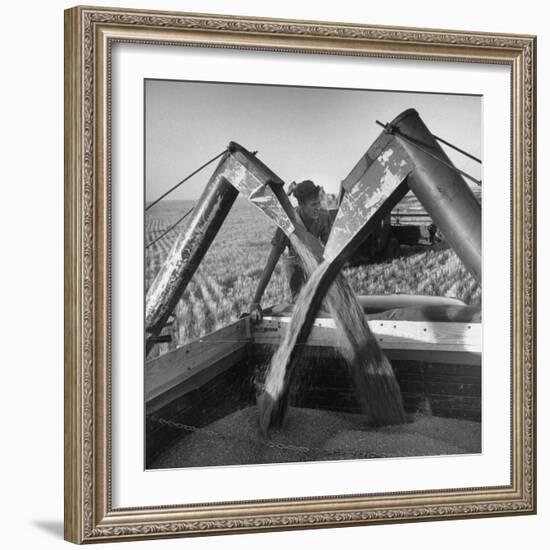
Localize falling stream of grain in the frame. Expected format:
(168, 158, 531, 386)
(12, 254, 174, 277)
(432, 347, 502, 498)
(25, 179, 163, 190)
(260, 234, 406, 431)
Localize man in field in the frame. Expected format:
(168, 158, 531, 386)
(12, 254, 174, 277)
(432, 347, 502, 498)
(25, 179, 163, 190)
(250, 180, 333, 322)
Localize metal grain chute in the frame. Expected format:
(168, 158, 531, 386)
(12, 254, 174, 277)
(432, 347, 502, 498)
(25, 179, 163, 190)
(383, 109, 482, 283)
(145, 142, 294, 355)
(222, 142, 297, 237)
(323, 136, 414, 268)
(323, 108, 481, 281)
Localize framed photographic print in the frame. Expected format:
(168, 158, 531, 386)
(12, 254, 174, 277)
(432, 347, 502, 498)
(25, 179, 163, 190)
(64, 5, 537, 544)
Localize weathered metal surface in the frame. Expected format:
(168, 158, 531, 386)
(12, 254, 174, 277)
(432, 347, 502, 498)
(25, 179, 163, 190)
(225, 142, 296, 236)
(145, 155, 239, 354)
(223, 146, 314, 242)
(145, 142, 302, 355)
(388, 109, 482, 282)
(340, 131, 396, 193)
(324, 137, 414, 264)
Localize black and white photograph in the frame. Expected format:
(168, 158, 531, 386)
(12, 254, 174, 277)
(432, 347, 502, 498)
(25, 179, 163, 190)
(58, 2, 539, 545)
(144, 80, 483, 470)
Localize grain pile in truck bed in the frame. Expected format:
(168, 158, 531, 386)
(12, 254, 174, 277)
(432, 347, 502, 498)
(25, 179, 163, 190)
(150, 406, 481, 469)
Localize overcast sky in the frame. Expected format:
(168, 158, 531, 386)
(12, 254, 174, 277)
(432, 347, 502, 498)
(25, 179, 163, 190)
(145, 79, 481, 202)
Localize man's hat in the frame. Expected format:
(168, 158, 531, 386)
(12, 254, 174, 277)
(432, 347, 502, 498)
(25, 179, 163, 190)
(287, 180, 321, 201)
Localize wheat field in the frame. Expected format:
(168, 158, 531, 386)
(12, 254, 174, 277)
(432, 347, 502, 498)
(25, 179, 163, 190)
(145, 199, 480, 355)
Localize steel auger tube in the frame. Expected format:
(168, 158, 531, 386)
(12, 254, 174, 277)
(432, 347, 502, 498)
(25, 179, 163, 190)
(389, 108, 482, 283)
(145, 153, 239, 355)
(145, 142, 294, 356)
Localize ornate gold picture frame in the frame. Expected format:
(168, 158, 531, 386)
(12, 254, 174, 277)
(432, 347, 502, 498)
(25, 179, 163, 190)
(64, 5, 536, 544)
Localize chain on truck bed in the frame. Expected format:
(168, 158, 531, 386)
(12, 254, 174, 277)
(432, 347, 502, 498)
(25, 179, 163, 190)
(149, 414, 391, 461)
